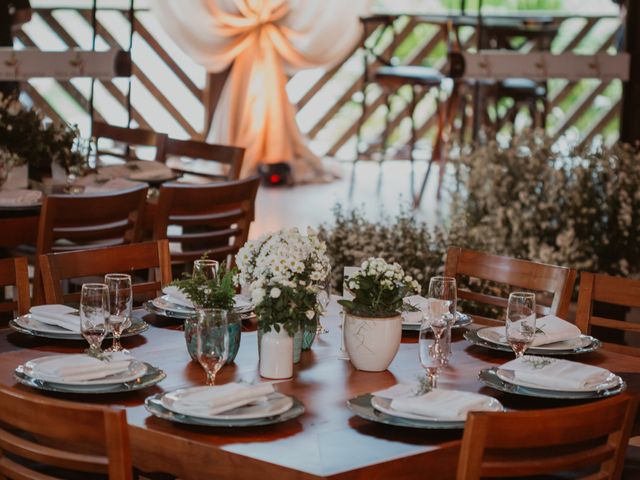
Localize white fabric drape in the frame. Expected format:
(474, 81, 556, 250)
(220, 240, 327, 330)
(152, 0, 371, 182)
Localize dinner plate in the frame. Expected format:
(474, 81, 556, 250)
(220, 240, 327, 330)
(14, 363, 165, 394)
(479, 368, 626, 399)
(161, 389, 294, 420)
(347, 394, 466, 429)
(370, 394, 503, 422)
(495, 368, 622, 393)
(464, 328, 601, 355)
(9, 315, 149, 340)
(146, 294, 254, 319)
(22, 356, 147, 386)
(402, 312, 473, 332)
(145, 393, 305, 427)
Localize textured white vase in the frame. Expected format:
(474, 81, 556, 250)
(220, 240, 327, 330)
(344, 313, 402, 372)
(259, 327, 293, 379)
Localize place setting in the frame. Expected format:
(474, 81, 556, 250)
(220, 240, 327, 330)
(402, 293, 472, 332)
(145, 302, 304, 427)
(14, 276, 165, 394)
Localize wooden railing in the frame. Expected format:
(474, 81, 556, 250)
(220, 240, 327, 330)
(16, 7, 622, 160)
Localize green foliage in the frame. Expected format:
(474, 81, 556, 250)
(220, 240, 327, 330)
(0, 94, 89, 180)
(254, 285, 317, 336)
(171, 261, 236, 311)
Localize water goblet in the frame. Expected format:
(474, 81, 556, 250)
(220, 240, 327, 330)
(193, 259, 219, 281)
(506, 292, 537, 358)
(104, 273, 133, 353)
(196, 308, 230, 386)
(80, 283, 109, 356)
(419, 313, 449, 389)
(427, 276, 457, 360)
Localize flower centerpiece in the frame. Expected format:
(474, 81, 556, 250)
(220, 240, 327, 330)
(0, 94, 89, 183)
(339, 257, 420, 372)
(235, 227, 331, 378)
(171, 261, 242, 364)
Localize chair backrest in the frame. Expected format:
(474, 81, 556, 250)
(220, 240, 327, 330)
(0, 385, 132, 479)
(457, 394, 637, 480)
(444, 247, 576, 325)
(36, 184, 149, 257)
(576, 272, 640, 356)
(0, 257, 30, 318)
(93, 121, 167, 163)
(39, 240, 172, 305)
(162, 137, 245, 181)
(153, 176, 260, 266)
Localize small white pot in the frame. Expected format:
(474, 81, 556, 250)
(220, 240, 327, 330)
(344, 313, 402, 372)
(259, 327, 293, 379)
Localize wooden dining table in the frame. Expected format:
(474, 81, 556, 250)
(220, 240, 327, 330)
(0, 301, 639, 480)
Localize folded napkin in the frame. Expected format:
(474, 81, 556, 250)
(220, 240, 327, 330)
(374, 384, 498, 420)
(29, 305, 80, 332)
(162, 286, 194, 309)
(82, 178, 144, 193)
(482, 315, 581, 347)
(0, 189, 42, 207)
(500, 355, 612, 390)
(403, 295, 451, 324)
(28, 352, 133, 382)
(165, 382, 276, 417)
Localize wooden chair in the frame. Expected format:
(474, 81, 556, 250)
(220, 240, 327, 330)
(162, 137, 245, 181)
(0, 385, 132, 479)
(93, 120, 167, 164)
(576, 272, 640, 356)
(39, 240, 172, 305)
(33, 184, 149, 303)
(0, 257, 30, 319)
(153, 176, 260, 266)
(456, 394, 638, 480)
(444, 247, 576, 325)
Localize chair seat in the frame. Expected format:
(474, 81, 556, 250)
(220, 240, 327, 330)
(374, 65, 443, 87)
(498, 78, 546, 98)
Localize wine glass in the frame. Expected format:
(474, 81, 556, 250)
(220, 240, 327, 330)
(80, 283, 109, 356)
(196, 308, 230, 385)
(104, 273, 133, 353)
(316, 272, 332, 335)
(427, 276, 457, 361)
(505, 292, 537, 358)
(419, 312, 449, 389)
(193, 259, 219, 281)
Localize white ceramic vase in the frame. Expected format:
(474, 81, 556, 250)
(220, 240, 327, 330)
(344, 313, 402, 372)
(259, 327, 293, 379)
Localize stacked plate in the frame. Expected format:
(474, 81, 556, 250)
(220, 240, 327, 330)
(464, 315, 600, 355)
(480, 355, 625, 399)
(348, 385, 503, 429)
(145, 382, 304, 427)
(10, 305, 149, 340)
(145, 290, 254, 320)
(402, 311, 472, 332)
(14, 353, 165, 394)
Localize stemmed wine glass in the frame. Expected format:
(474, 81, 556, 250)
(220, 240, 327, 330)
(419, 310, 449, 389)
(80, 283, 109, 356)
(104, 273, 133, 353)
(316, 272, 332, 335)
(196, 308, 230, 386)
(506, 292, 537, 358)
(193, 259, 219, 281)
(427, 276, 457, 361)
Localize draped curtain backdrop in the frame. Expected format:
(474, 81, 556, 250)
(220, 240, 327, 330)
(152, 0, 371, 182)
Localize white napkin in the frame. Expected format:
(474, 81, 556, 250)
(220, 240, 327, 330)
(500, 355, 612, 390)
(29, 305, 80, 332)
(482, 315, 581, 347)
(165, 383, 276, 417)
(82, 178, 144, 193)
(375, 384, 498, 420)
(162, 286, 194, 309)
(28, 352, 133, 382)
(0, 189, 42, 206)
(402, 296, 451, 324)
(98, 161, 174, 181)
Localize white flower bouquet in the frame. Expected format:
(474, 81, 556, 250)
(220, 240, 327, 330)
(236, 227, 331, 336)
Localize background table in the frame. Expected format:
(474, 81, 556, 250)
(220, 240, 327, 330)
(0, 301, 638, 479)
